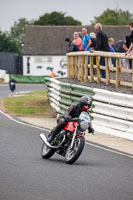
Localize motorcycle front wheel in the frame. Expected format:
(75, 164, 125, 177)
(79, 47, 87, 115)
(41, 142, 56, 159)
(65, 136, 85, 164)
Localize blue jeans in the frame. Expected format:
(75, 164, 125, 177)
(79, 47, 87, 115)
(100, 56, 106, 78)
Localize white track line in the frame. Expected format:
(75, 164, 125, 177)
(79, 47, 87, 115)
(86, 142, 133, 159)
(0, 109, 132, 159)
(0, 109, 50, 132)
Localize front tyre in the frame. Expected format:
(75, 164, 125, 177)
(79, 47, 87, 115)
(65, 136, 85, 164)
(41, 142, 56, 159)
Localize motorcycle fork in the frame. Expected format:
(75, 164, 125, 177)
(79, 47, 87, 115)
(70, 126, 78, 149)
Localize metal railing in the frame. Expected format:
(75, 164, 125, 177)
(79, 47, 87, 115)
(67, 51, 133, 89)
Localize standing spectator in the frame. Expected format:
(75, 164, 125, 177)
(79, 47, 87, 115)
(82, 28, 92, 75)
(73, 32, 82, 51)
(90, 32, 97, 69)
(82, 28, 92, 51)
(78, 32, 82, 39)
(115, 40, 125, 52)
(108, 38, 116, 67)
(65, 38, 80, 52)
(123, 35, 131, 52)
(108, 38, 115, 52)
(125, 22, 133, 56)
(90, 32, 96, 50)
(94, 23, 110, 78)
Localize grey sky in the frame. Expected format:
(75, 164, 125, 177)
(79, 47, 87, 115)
(0, 0, 133, 32)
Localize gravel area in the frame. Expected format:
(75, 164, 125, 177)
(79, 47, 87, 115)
(58, 72, 133, 95)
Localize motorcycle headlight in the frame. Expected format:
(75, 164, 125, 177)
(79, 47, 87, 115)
(79, 121, 89, 131)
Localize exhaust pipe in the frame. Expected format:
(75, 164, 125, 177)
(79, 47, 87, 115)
(40, 133, 65, 149)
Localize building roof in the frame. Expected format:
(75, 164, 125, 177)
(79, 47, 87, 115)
(23, 25, 129, 55)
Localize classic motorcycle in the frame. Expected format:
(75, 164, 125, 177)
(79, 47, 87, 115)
(40, 112, 93, 164)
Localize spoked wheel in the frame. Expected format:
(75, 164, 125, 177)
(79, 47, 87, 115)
(65, 137, 85, 164)
(41, 142, 56, 159)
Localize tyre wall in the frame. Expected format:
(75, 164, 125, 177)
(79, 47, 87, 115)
(45, 77, 133, 141)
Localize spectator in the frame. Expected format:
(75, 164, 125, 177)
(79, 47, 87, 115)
(90, 32, 96, 50)
(73, 32, 82, 51)
(115, 40, 125, 52)
(78, 32, 82, 39)
(108, 38, 116, 67)
(65, 38, 80, 52)
(94, 23, 110, 78)
(123, 35, 131, 52)
(108, 38, 115, 52)
(82, 28, 92, 75)
(123, 35, 132, 69)
(125, 22, 133, 56)
(90, 32, 97, 69)
(115, 39, 130, 68)
(82, 28, 92, 51)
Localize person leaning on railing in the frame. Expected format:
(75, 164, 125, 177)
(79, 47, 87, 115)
(125, 22, 133, 57)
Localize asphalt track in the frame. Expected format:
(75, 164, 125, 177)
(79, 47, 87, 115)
(0, 84, 133, 200)
(0, 83, 46, 98)
(0, 110, 133, 200)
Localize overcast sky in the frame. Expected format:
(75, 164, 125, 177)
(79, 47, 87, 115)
(0, 0, 133, 32)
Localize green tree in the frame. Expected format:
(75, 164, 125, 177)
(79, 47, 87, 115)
(0, 32, 22, 55)
(9, 18, 33, 43)
(91, 9, 133, 25)
(34, 11, 82, 25)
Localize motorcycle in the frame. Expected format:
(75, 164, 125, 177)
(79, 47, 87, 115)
(40, 112, 93, 164)
(9, 80, 16, 92)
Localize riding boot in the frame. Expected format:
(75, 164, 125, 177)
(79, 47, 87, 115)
(47, 129, 58, 142)
(47, 118, 67, 142)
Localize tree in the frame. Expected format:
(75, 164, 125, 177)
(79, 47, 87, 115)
(9, 18, 33, 43)
(0, 32, 22, 55)
(34, 11, 82, 25)
(91, 9, 133, 25)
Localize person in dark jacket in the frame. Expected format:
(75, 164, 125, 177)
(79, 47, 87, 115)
(47, 96, 94, 143)
(125, 22, 133, 56)
(65, 38, 80, 52)
(94, 23, 110, 78)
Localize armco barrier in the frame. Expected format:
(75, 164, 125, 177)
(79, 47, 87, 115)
(45, 77, 133, 141)
(9, 74, 49, 83)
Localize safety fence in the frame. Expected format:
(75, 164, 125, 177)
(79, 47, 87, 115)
(67, 51, 133, 89)
(45, 77, 133, 141)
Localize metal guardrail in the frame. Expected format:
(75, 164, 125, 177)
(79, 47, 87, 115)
(45, 77, 133, 141)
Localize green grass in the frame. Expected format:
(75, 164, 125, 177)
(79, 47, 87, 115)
(4, 90, 51, 115)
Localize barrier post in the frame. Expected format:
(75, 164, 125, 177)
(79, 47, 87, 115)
(84, 55, 88, 82)
(105, 57, 109, 85)
(96, 56, 100, 83)
(67, 56, 71, 78)
(116, 58, 120, 87)
(72, 56, 75, 78)
(81, 55, 84, 81)
(90, 56, 94, 82)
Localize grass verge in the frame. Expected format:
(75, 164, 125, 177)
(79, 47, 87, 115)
(3, 90, 53, 116)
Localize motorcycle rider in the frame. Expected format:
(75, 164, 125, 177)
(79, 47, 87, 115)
(9, 78, 16, 92)
(47, 96, 94, 143)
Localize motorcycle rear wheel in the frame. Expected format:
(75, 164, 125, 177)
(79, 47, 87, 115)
(41, 142, 56, 159)
(65, 136, 85, 164)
